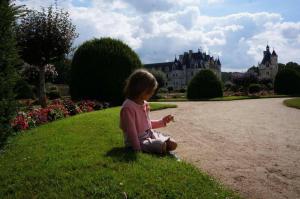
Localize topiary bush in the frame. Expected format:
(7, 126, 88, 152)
(187, 69, 223, 99)
(70, 38, 142, 105)
(248, 84, 261, 94)
(274, 68, 300, 95)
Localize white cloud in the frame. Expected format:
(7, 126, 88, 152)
(246, 22, 300, 65)
(72, 7, 142, 47)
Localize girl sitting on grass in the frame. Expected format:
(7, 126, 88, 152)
(120, 69, 177, 154)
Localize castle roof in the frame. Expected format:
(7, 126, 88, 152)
(191, 52, 203, 60)
(261, 45, 271, 65)
(261, 45, 277, 65)
(173, 59, 183, 70)
(144, 49, 221, 71)
(144, 62, 173, 72)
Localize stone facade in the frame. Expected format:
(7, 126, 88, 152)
(144, 49, 221, 90)
(258, 45, 278, 80)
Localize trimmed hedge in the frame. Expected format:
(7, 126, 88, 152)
(274, 68, 300, 95)
(187, 69, 223, 99)
(70, 38, 142, 105)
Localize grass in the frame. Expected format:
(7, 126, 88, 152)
(283, 98, 300, 109)
(0, 103, 240, 198)
(210, 95, 289, 101)
(149, 103, 177, 110)
(152, 94, 290, 102)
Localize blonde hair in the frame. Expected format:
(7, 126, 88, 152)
(124, 69, 158, 100)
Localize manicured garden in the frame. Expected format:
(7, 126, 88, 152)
(0, 104, 240, 198)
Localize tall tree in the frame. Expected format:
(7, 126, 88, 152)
(0, 0, 22, 146)
(16, 5, 77, 107)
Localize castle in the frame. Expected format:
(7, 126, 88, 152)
(258, 45, 278, 80)
(144, 49, 221, 90)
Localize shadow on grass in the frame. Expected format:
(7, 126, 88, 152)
(105, 147, 177, 162)
(105, 147, 137, 162)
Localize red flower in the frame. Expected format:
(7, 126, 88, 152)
(11, 113, 29, 131)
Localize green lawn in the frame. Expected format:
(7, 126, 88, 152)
(152, 95, 289, 102)
(210, 95, 289, 101)
(149, 103, 177, 110)
(0, 103, 240, 198)
(283, 98, 300, 109)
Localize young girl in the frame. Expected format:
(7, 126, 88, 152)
(120, 69, 177, 154)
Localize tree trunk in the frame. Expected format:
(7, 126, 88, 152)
(39, 65, 47, 108)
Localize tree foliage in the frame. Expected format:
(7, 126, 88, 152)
(0, 0, 21, 146)
(231, 72, 258, 94)
(16, 6, 77, 66)
(16, 5, 77, 107)
(274, 68, 300, 95)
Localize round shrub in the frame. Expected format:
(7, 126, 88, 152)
(187, 69, 223, 99)
(274, 69, 300, 95)
(70, 38, 142, 105)
(248, 84, 261, 94)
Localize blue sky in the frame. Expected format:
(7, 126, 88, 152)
(16, 0, 300, 72)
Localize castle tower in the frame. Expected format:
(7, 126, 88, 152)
(271, 49, 277, 65)
(258, 45, 278, 80)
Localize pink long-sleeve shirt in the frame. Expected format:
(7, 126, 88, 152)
(120, 98, 166, 150)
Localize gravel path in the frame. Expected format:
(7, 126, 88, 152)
(150, 98, 300, 199)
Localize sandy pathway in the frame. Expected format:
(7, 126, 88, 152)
(150, 98, 300, 199)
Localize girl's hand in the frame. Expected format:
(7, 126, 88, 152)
(163, 115, 174, 125)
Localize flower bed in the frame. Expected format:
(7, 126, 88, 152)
(11, 99, 109, 132)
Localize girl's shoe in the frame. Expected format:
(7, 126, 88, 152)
(167, 151, 181, 162)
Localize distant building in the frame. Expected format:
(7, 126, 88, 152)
(144, 49, 221, 90)
(258, 45, 278, 80)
